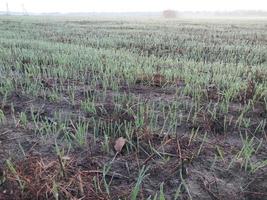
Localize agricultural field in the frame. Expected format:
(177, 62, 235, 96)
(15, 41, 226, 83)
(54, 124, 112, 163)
(0, 16, 266, 200)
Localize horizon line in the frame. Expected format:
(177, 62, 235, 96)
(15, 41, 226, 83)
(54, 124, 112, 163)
(1, 9, 267, 14)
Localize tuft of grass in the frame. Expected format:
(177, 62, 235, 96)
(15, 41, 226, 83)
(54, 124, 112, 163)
(0, 109, 5, 124)
(131, 166, 149, 200)
(6, 159, 25, 191)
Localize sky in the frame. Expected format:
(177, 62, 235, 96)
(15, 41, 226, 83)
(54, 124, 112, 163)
(1, 0, 267, 13)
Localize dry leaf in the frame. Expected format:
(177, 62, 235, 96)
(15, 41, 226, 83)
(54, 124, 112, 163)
(114, 137, 126, 153)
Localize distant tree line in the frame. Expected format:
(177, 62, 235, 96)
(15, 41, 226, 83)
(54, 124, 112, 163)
(162, 10, 267, 18)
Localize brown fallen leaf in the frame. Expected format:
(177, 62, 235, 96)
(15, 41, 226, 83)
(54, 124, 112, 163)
(114, 137, 126, 153)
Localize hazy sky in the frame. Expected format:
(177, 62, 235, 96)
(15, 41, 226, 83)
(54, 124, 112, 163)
(1, 0, 267, 13)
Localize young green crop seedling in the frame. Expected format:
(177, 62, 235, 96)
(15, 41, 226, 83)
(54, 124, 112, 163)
(131, 166, 149, 200)
(0, 109, 5, 124)
(69, 120, 89, 147)
(5, 159, 25, 191)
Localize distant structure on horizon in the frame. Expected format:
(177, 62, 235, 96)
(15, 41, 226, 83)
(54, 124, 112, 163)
(162, 10, 177, 18)
(6, 2, 9, 15)
(21, 4, 28, 15)
(1, 2, 28, 15)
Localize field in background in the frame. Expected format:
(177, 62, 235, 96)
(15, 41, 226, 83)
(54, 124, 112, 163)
(0, 16, 266, 199)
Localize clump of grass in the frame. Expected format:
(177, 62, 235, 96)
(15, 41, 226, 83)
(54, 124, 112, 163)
(5, 159, 25, 191)
(18, 112, 28, 127)
(0, 109, 5, 123)
(131, 166, 149, 200)
(228, 133, 266, 173)
(69, 120, 89, 147)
